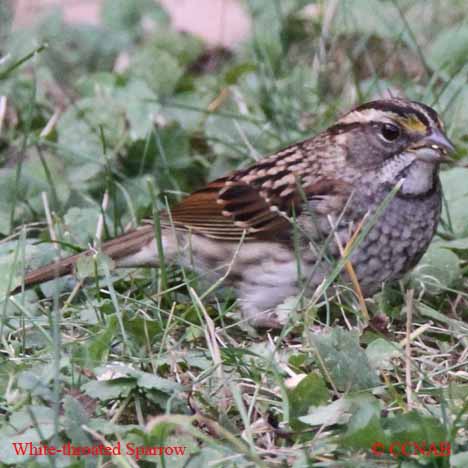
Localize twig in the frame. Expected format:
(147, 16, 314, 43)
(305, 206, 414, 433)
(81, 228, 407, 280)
(95, 190, 109, 247)
(332, 214, 370, 322)
(404, 289, 415, 410)
(207, 87, 230, 112)
(189, 286, 231, 409)
(62, 279, 85, 310)
(399, 321, 432, 347)
(40, 109, 60, 138)
(41, 191, 59, 253)
(0, 96, 6, 135)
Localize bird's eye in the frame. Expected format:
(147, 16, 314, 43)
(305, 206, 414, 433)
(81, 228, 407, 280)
(380, 123, 401, 142)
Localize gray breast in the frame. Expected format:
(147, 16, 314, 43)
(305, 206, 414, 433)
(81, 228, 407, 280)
(347, 181, 442, 294)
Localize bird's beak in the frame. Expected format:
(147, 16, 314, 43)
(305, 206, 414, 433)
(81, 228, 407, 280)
(412, 129, 455, 163)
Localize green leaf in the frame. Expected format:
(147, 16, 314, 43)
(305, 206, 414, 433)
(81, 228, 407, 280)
(63, 206, 103, 245)
(299, 397, 352, 427)
(123, 123, 190, 175)
(342, 394, 386, 449)
(383, 411, 447, 448)
(84, 364, 184, 400)
(87, 418, 139, 435)
(429, 25, 468, 73)
(63, 396, 93, 446)
(76, 72, 119, 97)
(74, 316, 118, 367)
(0, 429, 49, 464)
(334, 0, 403, 39)
(131, 47, 183, 96)
(0, 240, 58, 296)
(82, 379, 134, 401)
(417, 303, 453, 325)
(148, 29, 204, 66)
(366, 338, 401, 371)
(0, 406, 56, 464)
(0, 1, 13, 42)
(160, 90, 213, 133)
(0, 153, 70, 233)
(57, 96, 126, 175)
(410, 244, 461, 294)
(287, 372, 329, 430)
(101, 0, 144, 39)
(75, 253, 112, 280)
(17, 371, 54, 400)
(125, 317, 162, 346)
(21, 154, 70, 212)
(440, 168, 468, 238)
(443, 198, 468, 239)
(204, 106, 268, 163)
(436, 237, 468, 250)
(137, 373, 184, 394)
(114, 78, 159, 140)
(224, 63, 257, 85)
(10, 405, 55, 430)
(101, 0, 169, 35)
(311, 328, 380, 391)
(39, 11, 127, 81)
(451, 452, 468, 467)
(441, 168, 468, 203)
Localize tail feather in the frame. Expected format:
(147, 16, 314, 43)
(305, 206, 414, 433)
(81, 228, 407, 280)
(11, 224, 156, 294)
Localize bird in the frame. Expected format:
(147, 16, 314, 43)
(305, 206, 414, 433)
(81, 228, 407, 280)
(12, 98, 454, 327)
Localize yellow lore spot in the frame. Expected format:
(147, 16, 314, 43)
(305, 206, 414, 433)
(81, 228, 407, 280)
(399, 116, 427, 133)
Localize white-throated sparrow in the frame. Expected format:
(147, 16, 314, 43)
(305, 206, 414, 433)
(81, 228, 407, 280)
(14, 98, 454, 327)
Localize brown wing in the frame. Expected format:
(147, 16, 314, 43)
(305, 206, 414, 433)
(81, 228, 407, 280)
(166, 141, 349, 242)
(166, 178, 291, 241)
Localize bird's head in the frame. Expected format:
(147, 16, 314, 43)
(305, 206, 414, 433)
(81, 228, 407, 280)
(331, 98, 454, 196)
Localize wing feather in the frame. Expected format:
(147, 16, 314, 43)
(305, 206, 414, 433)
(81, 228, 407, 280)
(163, 142, 349, 241)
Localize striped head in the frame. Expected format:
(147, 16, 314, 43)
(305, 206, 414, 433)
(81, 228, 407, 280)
(331, 98, 454, 196)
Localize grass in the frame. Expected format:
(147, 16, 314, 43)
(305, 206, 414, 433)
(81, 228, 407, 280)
(0, 0, 467, 466)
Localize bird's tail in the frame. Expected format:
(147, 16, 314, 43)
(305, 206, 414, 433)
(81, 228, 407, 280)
(11, 224, 157, 294)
